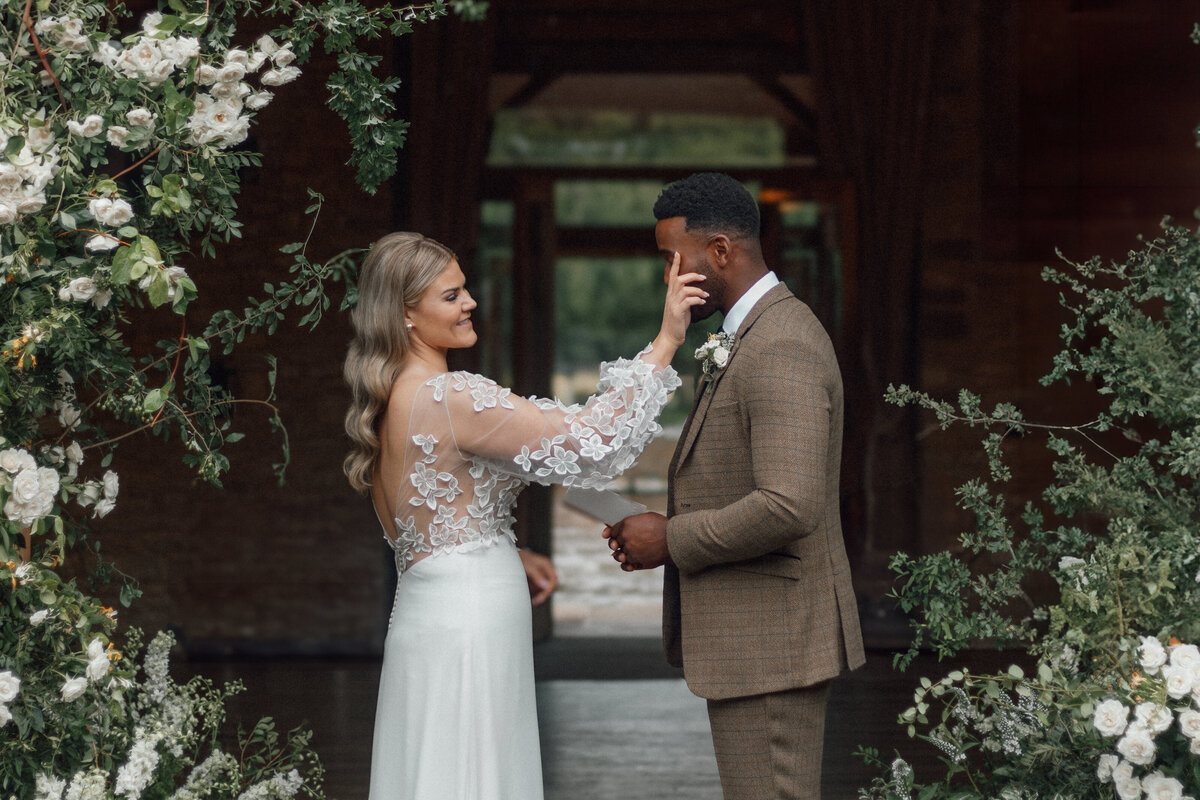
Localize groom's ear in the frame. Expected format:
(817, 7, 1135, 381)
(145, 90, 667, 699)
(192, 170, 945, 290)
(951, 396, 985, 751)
(707, 234, 732, 268)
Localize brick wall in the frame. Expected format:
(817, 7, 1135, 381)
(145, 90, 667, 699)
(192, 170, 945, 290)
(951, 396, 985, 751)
(916, 0, 1200, 558)
(83, 37, 397, 654)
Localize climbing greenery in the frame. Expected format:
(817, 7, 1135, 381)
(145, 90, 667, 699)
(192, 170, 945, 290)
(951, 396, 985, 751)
(0, 1, 484, 797)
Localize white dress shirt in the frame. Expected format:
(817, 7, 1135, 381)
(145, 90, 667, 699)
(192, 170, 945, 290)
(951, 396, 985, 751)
(722, 271, 781, 335)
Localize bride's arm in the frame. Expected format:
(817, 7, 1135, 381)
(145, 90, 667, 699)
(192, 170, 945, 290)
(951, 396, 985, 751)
(434, 253, 703, 485)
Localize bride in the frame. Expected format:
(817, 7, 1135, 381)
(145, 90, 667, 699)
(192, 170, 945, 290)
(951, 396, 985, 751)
(342, 232, 705, 799)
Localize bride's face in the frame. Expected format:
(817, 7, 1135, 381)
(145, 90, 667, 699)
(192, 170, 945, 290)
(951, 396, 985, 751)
(405, 260, 478, 352)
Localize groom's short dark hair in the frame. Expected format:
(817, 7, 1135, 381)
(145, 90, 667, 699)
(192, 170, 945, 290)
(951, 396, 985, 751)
(653, 173, 760, 239)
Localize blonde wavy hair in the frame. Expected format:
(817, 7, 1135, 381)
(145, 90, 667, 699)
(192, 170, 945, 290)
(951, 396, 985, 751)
(343, 232, 456, 493)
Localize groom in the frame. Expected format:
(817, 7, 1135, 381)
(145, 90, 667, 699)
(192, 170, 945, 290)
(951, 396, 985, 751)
(606, 172, 865, 799)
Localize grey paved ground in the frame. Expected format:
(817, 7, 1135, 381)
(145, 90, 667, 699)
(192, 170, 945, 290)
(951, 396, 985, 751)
(193, 643, 1021, 799)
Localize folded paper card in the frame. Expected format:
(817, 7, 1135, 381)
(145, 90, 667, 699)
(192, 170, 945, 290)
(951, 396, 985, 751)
(563, 487, 648, 525)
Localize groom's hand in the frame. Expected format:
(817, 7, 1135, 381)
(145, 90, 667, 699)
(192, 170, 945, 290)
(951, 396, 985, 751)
(603, 512, 670, 571)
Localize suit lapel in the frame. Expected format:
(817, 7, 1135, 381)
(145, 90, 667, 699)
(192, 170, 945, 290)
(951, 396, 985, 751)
(670, 283, 792, 476)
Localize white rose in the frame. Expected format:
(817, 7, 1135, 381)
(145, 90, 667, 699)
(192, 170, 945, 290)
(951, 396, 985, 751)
(29, 609, 49, 626)
(142, 11, 164, 35)
(1116, 723, 1157, 766)
(60, 676, 87, 702)
(1170, 644, 1200, 671)
(216, 63, 246, 84)
(1115, 776, 1143, 800)
(66, 276, 97, 301)
(165, 36, 200, 64)
(1097, 753, 1119, 782)
(1094, 698, 1131, 737)
(85, 234, 120, 252)
(125, 107, 155, 128)
(196, 63, 218, 85)
(86, 655, 109, 683)
(65, 442, 83, 465)
(1141, 636, 1169, 675)
(1179, 708, 1200, 739)
(26, 122, 55, 152)
(93, 288, 113, 310)
(93, 497, 116, 519)
(87, 638, 105, 661)
(106, 125, 130, 147)
(260, 66, 300, 86)
(712, 346, 730, 368)
(94, 41, 120, 67)
(0, 705, 10, 729)
(11, 469, 41, 504)
(1163, 663, 1194, 700)
(0, 201, 16, 225)
(272, 45, 295, 67)
(118, 40, 163, 77)
(245, 91, 273, 110)
(16, 191, 46, 215)
(0, 448, 35, 473)
(1142, 771, 1185, 800)
(1135, 701, 1173, 734)
(255, 34, 280, 56)
(210, 80, 250, 100)
(88, 197, 134, 226)
(247, 51, 268, 72)
(1192, 736, 1200, 756)
(67, 115, 104, 138)
(102, 470, 119, 500)
(77, 482, 101, 508)
(0, 670, 20, 703)
(57, 401, 80, 431)
(1113, 759, 1135, 782)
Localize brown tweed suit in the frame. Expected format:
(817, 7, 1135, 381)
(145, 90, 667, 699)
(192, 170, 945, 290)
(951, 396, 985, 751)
(663, 283, 866, 796)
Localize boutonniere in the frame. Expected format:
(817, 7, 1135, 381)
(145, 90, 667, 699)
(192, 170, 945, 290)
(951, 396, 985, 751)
(694, 331, 735, 379)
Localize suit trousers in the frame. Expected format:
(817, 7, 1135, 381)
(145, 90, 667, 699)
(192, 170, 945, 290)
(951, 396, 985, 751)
(706, 682, 831, 800)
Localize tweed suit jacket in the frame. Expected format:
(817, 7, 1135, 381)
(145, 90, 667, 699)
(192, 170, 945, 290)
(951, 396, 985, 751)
(663, 283, 866, 701)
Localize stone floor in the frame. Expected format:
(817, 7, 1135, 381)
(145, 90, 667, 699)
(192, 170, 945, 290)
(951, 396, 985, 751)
(189, 641, 1021, 799)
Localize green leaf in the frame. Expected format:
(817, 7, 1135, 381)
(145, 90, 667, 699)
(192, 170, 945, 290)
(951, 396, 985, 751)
(147, 273, 169, 307)
(143, 388, 167, 413)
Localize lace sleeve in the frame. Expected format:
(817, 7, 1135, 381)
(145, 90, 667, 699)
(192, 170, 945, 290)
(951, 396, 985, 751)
(433, 343, 681, 488)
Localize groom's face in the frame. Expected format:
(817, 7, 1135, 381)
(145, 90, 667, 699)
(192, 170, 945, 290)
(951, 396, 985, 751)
(655, 216, 723, 322)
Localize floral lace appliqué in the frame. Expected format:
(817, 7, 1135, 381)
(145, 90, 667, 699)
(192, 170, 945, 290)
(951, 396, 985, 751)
(383, 350, 679, 578)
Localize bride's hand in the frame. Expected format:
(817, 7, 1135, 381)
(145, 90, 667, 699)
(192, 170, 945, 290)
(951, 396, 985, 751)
(654, 251, 707, 353)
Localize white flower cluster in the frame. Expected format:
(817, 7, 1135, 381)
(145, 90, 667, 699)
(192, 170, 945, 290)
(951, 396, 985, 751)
(0, 669, 21, 729)
(105, 106, 157, 153)
(77, 469, 119, 519)
(115, 726, 163, 799)
(0, 447, 60, 526)
(58, 635, 116, 705)
(34, 768, 106, 800)
(694, 331, 735, 378)
(187, 35, 298, 149)
(168, 752, 239, 800)
(0, 111, 62, 226)
(94, 14, 201, 88)
(1093, 637, 1200, 800)
(235, 768, 304, 800)
(33, 16, 91, 52)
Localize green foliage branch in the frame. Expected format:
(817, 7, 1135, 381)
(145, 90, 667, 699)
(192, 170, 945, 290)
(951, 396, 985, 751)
(886, 218, 1200, 674)
(862, 48, 1200, 793)
(0, 0, 486, 797)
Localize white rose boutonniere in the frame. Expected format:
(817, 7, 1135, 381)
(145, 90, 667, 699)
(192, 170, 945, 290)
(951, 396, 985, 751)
(694, 331, 735, 379)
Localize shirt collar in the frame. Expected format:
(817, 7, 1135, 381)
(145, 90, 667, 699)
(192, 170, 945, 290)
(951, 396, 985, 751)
(721, 271, 780, 335)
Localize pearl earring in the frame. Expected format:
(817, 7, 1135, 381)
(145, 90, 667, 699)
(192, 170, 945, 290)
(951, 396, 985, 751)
(406, 322, 413, 330)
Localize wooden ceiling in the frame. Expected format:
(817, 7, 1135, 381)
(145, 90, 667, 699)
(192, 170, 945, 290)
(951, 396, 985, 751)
(488, 1, 815, 152)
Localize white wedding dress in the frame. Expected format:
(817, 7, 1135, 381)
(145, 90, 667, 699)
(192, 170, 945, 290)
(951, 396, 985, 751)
(367, 346, 679, 800)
